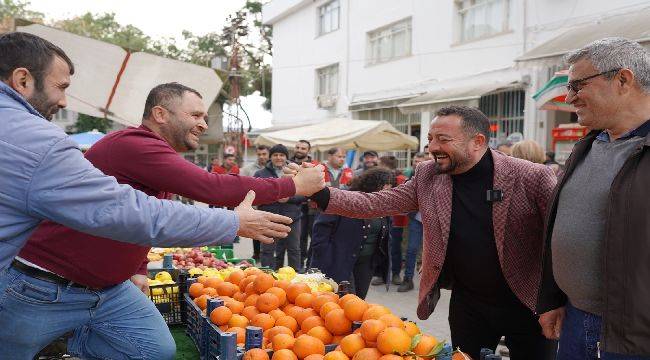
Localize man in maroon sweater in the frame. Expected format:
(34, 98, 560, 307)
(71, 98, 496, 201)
(13, 83, 324, 359)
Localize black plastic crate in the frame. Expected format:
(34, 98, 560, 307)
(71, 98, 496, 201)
(148, 269, 189, 325)
(184, 292, 206, 357)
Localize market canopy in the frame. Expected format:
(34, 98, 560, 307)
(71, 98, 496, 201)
(254, 118, 419, 151)
(69, 129, 105, 150)
(533, 70, 575, 112)
(398, 68, 525, 114)
(516, 8, 650, 64)
(17, 23, 223, 128)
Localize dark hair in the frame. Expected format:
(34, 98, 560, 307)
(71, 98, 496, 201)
(379, 155, 398, 170)
(0, 32, 75, 90)
(326, 147, 343, 156)
(143, 82, 202, 119)
(223, 154, 235, 159)
(435, 105, 490, 141)
(256, 145, 270, 152)
(297, 139, 311, 149)
(348, 167, 396, 193)
(269, 144, 289, 157)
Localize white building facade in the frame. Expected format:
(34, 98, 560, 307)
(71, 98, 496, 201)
(264, 0, 650, 166)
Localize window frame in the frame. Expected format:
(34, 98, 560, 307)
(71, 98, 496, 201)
(315, 63, 340, 100)
(317, 0, 341, 37)
(365, 17, 413, 66)
(456, 0, 511, 44)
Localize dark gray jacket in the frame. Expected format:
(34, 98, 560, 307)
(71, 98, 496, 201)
(254, 161, 306, 220)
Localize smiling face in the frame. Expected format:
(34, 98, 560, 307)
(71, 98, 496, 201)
(565, 59, 621, 130)
(25, 55, 71, 120)
(159, 91, 208, 152)
(328, 149, 346, 169)
(294, 142, 310, 160)
(427, 114, 486, 175)
(271, 152, 287, 168)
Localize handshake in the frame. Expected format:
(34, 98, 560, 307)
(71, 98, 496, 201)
(234, 163, 326, 244)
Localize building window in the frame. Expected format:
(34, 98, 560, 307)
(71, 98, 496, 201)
(479, 89, 525, 148)
(457, 0, 510, 42)
(366, 18, 412, 65)
(318, 0, 340, 36)
(316, 64, 339, 108)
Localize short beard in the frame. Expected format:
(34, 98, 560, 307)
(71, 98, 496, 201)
(294, 153, 307, 160)
(28, 88, 58, 121)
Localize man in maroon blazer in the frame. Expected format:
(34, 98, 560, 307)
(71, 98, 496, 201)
(307, 105, 557, 359)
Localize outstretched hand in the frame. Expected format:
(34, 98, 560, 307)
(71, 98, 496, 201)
(235, 191, 292, 243)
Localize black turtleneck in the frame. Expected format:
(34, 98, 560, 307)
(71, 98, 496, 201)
(445, 150, 519, 306)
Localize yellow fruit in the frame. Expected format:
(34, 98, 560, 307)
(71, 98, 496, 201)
(155, 271, 172, 282)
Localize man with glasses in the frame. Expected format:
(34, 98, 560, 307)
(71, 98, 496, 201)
(538, 37, 650, 359)
(9, 82, 325, 359)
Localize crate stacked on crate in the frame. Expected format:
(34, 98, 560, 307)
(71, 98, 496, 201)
(184, 266, 465, 360)
(184, 291, 206, 356)
(147, 268, 188, 325)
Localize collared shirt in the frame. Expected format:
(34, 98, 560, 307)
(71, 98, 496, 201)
(0, 82, 239, 271)
(596, 119, 650, 142)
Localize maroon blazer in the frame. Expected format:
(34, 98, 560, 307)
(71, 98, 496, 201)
(326, 150, 556, 319)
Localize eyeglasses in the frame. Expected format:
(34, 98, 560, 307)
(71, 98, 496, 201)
(566, 68, 621, 94)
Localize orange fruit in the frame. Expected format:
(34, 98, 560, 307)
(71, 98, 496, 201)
(301, 315, 325, 333)
(205, 276, 223, 289)
(217, 282, 239, 297)
(241, 275, 257, 290)
(267, 287, 288, 306)
(362, 306, 391, 321)
(378, 355, 402, 360)
(452, 351, 473, 360)
(403, 321, 420, 337)
(244, 267, 262, 276)
(226, 326, 246, 344)
(359, 319, 386, 342)
(412, 335, 438, 356)
(196, 275, 208, 285)
(324, 309, 352, 336)
(189, 283, 205, 299)
(228, 270, 246, 284)
(323, 351, 350, 360)
(272, 333, 296, 351)
(339, 333, 365, 357)
(194, 294, 210, 310)
(276, 315, 299, 333)
(293, 334, 325, 359)
(234, 291, 247, 302)
(245, 294, 261, 308)
(378, 314, 404, 328)
(286, 283, 312, 304)
(352, 348, 382, 360)
(274, 279, 290, 290)
(286, 305, 305, 319)
(254, 273, 275, 294)
(269, 309, 286, 320)
(246, 282, 257, 295)
(319, 302, 342, 318)
(312, 296, 336, 313)
(243, 306, 261, 321)
(272, 348, 298, 360)
(304, 355, 325, 360)
(331, 335, 344, 345)
(343, 299, 369, 322)
(376, 327, 411, 355)
(228, 314, 249, 328)
(252, 313, 276, 331)
(243, 348, 270, 360)
(295, 293, 316, 308)
(267, 326, 294, 341)
(226, 300, 245, 314)
(202, 287, 218, 297)
(210, 306, 233, 326)
(338, 294, 360, 308)
(257, 293, 281, 313)
(307, 326, 332, 345)
(296, 308, 319, 326)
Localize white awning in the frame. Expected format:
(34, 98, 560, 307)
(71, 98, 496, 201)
(18, 23, 224, 128)
(398, 68, 525, 114)
(516, 8, 650, 64)
(254, 118, 419, 151)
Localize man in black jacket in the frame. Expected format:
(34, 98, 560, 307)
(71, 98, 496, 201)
(255, 144, 306, 270)
(537, 37, 650, 359)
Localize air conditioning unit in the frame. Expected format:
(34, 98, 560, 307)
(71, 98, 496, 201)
(317, 95, 337, 108)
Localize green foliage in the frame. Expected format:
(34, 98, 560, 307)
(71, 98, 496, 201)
(74, 113, 112, 133)
(0, 0, 43, 21)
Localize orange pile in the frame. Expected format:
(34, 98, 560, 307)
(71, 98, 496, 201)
(190, 268, 466, 359)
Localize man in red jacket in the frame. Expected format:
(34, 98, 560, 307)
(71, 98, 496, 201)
(15, 82, 324, 359)
(302, 105, 557, 360)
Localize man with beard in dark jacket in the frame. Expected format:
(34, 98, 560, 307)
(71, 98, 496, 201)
(255, 144, 306, 270)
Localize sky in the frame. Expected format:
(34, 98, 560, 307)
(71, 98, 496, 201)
(26, 0, 274, 129)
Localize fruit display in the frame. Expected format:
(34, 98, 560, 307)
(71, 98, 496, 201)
(147, 247, 254, 270)
(187, 267, 467, 360)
